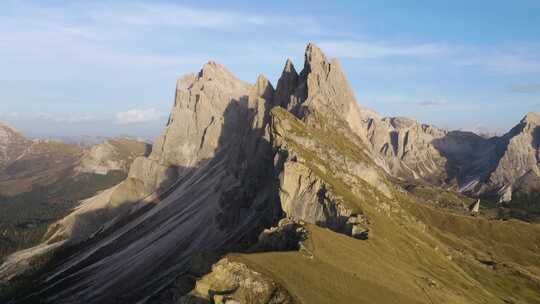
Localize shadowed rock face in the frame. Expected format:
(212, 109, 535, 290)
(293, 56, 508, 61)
(486, 114, 540, 188)
(0, 61, 284, 303)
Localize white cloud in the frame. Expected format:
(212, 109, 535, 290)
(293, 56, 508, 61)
(317, 40, 451, 59)
(116, 108, 163, 124)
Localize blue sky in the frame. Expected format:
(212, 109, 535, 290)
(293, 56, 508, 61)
(1, 0, 539, 139)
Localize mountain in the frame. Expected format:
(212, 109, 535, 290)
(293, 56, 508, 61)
(76, 138, 152, 175)
(0, 127, 151, 263)
(1, 44, 539, 304)
(0, 123, 35, 171)
(357, 105, 540, 219)
(58, 135, 112, 148)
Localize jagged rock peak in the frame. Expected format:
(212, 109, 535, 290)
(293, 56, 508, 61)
(522, 112, 540, 125)
(198, 60, 241, 82)
(251, 74, 274, 103)
(254, 74, 274, 97)
(275, 59, 299, 108)
(283, 58, 297, 74)
(303, 43, 328, 74)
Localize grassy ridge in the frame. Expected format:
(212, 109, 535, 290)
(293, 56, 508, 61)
(229, 107, 540, 303)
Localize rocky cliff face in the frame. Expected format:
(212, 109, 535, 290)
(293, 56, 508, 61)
(492, 113, 540, 183)
(354, 103, 540, 206)
(361, 116, 449, 183)
(274, 44, 373, 139)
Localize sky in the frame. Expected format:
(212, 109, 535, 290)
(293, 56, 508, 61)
(1, 0, 539, 139)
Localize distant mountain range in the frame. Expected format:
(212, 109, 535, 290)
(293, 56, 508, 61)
(0, 123, 150, 265)
(1, 44, 539, 304)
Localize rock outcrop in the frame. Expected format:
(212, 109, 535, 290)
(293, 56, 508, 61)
(180, 258, 292, 304)
(252, 217, 308, 252)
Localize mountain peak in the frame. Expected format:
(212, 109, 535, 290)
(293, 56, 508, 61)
(283, 58, 296, 74)
(275, 59, 300, 108)
(522, 112, 540, 125)
(198, 60, 238, 81)
(253, 74, 274, 99)
(305, 43, 327, 64)
(302, 43, 329, 76)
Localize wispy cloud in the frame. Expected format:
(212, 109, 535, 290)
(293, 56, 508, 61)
(317, 40, 540, 76)
(0, 24, 206, 67)
(455, 52, 540, 74)
(0, 112, 102, 123)
(416, 99, 448, 107)
(91, 3, 321, 32)
(116, 108, 163, 124)
(317, 40, 451, 59)
(509, 83, 540, 93)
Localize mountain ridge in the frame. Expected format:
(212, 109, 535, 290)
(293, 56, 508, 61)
(1, 43, 539, 304)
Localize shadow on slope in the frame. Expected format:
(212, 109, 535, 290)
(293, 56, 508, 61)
(1, 97, 284, 303)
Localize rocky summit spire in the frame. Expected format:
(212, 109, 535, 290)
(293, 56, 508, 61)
(273, 43, 372, 137)
(253, 74, 274, 101)
(274, 59, 299, 108)
(301, 43, 328, 76)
